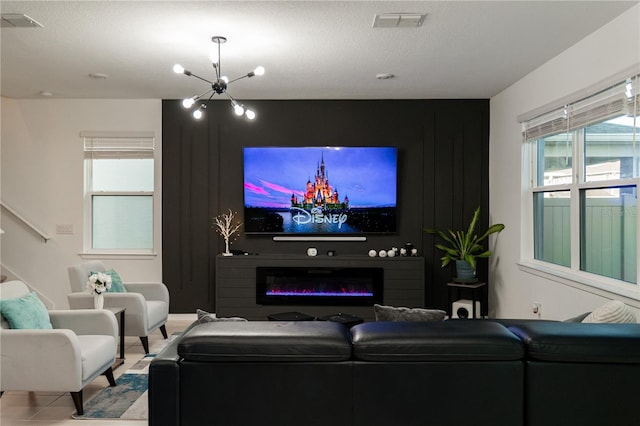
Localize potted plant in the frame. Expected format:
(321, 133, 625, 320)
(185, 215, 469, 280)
(424, 206, 504, 282)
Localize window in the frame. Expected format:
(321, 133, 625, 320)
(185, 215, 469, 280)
(523, 75, 639, 296)
(83, 132, 155, 253)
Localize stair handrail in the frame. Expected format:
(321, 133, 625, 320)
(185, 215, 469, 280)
(0, 264, 55, 308)
(0, 200, 51, 242)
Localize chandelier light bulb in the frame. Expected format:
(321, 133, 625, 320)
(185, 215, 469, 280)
(233, 103, 245, 116)
(192, 108, 203, 119)
(221, 76, 229, 83)
(253, 66, 265, 76)
(182, 98, 195, 108)
(245, 109, 256, 120)
(173, 64, 185, 74)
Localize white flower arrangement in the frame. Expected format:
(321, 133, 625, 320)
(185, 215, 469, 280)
(86, 272, 112, 295)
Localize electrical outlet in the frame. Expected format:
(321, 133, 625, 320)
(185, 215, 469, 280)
(56, 224, 74, 235)
(532, 302, 542, 315)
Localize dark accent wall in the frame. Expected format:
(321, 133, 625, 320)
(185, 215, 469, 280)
(162, 99, 489, 313)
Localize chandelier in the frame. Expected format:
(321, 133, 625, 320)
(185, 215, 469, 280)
(173, 36, 264, 120)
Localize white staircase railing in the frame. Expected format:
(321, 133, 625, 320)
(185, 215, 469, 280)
(0, 264, 55, 308)
(0, 200, 51, 242)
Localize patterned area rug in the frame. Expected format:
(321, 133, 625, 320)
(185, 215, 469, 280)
(72, 356, 153, 420)
(73, 334, 179, 420)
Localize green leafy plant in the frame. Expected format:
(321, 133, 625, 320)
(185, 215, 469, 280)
(424, 206, 505, 270)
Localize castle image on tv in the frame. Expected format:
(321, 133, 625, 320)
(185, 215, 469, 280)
(290, 153, 350, 212)
(243, 146, 397, 234)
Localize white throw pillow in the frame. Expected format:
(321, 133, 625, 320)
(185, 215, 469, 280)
(582, 300, 636, 324)
(373, 304, 446, 322)
(196, 308, 247, 323)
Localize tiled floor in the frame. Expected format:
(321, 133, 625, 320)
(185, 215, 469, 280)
(0, 314, 196, 426)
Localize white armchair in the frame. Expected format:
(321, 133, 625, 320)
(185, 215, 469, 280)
(68, 261, 169, 353)
(0, 280, 117, 415)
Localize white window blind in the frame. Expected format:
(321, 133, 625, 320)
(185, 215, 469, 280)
(522, 75, 639, 141)
(81, 131, 155, 152)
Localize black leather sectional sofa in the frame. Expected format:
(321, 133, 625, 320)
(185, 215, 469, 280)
(149, 319, 640, 426)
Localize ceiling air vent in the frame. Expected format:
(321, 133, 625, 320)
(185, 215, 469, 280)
(1, 13, 43, 28)
(373, 13, 427, 28)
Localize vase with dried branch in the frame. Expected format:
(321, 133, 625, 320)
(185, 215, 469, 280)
(214, 209, 243, 255)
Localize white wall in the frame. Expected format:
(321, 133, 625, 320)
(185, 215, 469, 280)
(1, 98, 162, 308)
(490, 5, 640, 319)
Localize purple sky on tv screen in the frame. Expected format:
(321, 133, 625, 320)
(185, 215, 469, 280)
(243, 147, 397, 208)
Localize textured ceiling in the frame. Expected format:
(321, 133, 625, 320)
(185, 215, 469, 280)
(1, 1, 637, 100)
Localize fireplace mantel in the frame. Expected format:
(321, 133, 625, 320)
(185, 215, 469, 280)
(215, 254, 424, 321)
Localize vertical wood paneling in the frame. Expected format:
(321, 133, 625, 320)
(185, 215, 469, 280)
(426, 101, 490, 314)
(163, 100, 490, 313)
(162, 100, 220, 312)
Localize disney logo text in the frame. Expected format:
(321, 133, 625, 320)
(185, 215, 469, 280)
(291, 207, 348, 229)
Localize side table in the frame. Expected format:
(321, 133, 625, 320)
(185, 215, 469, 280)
(446, 282, 486, 319)
(106, 307, 126, 369)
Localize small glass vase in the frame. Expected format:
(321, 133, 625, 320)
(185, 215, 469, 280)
(94, 293, 104, 309)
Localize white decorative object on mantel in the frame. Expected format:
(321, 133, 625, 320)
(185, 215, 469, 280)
(214, 209, 243, 256)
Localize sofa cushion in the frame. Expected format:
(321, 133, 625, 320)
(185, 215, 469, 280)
(178, 321, 352, 362)
(508, 322, 640, 363)
(0, 291, 52, 329)
(373, 304, 446, 322)
(351, 321, 524, 362)
(77, 335, 116, 381)
(582, 300, 636, 324)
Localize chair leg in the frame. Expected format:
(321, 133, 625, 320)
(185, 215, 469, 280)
(140, 336, 149, 354)
(71, 391, 83, 415)
(160, 324, 168, 339)
(103, 367, 116, 387)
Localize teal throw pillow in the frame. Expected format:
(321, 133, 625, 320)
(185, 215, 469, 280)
(103, 269, 127, 293)
(0, 291, 53, 329)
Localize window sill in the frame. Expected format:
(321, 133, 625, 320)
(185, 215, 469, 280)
(518, 260, 640, 308)
(80, 251, 157, 260)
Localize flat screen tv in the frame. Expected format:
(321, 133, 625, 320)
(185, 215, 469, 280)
(243, 146, 397, 234)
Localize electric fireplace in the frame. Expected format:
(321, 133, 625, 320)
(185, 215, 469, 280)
(256, 266, 383, 306)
